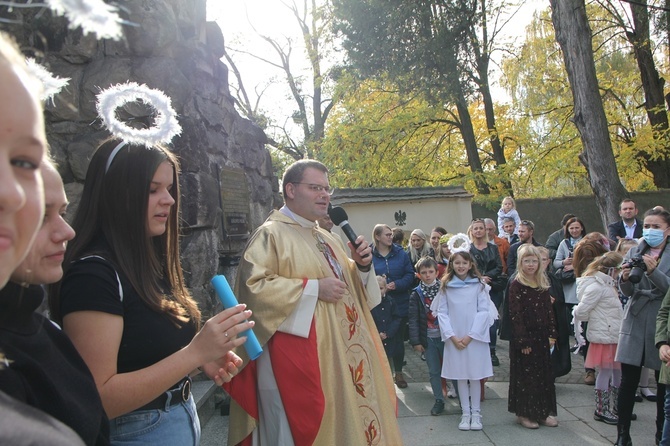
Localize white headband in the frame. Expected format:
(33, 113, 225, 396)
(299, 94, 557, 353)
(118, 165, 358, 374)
(105, 141, 127, 173)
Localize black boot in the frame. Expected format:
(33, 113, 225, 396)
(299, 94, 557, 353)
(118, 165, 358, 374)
(615, 423, 632, 446)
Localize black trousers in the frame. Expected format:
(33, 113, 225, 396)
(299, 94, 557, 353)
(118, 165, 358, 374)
(618, 362, 666, 433)
(393, 317, 408, 373)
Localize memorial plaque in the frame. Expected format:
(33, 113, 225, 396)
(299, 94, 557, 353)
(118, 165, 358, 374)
(219, 167, 251, 237)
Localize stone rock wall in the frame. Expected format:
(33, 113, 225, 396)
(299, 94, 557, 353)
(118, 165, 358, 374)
(2, 0, 277, 316)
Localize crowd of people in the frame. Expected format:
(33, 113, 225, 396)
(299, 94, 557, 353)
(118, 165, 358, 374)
(3, 24, 670, 445)
(368, 196, 670, 445)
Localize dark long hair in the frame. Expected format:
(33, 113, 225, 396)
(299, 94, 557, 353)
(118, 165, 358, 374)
(50, 138, 200, 326)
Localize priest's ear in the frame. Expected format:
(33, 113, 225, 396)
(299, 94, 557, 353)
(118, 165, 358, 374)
(284, 182, 297, 200)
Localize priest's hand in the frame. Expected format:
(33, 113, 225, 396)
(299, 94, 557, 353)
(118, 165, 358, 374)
(349, 235, 372, 267)
(318, 277, 347, 303)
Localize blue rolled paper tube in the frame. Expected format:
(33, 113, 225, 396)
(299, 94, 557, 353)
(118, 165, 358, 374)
(211, 275, 263, 360)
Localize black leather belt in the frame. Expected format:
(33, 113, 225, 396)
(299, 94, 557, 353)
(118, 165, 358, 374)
(137, 377, 191, 411)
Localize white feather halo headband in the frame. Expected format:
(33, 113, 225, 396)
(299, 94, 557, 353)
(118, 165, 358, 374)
(447, 233, 471, 254)
(46, 0, 124, 40)
(96, 82, 182, 147)
(25, 58, 70, 102)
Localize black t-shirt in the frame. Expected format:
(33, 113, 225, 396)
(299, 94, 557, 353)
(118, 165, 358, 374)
(0, 282, 109, 445)
(59, 253, 196, 378)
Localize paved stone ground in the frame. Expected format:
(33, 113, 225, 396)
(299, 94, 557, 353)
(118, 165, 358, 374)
(201, 339, 660, 445)
(401, 338, 611, 385)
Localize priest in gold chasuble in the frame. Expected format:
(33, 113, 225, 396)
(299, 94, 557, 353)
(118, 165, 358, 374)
(224, 160, 402, 446)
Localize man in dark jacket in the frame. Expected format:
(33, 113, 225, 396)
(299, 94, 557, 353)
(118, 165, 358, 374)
(607, 199, 642, 241)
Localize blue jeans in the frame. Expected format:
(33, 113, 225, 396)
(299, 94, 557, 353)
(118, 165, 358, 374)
(426, 336, 445, 402)
(110, 394, 200, 446)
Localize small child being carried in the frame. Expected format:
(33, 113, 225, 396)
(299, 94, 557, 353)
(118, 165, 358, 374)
(498, 197, 521, 239)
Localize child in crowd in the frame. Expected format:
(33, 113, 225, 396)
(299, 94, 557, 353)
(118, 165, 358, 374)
(436, 234, 453, 277)
(409, 257, 451, 416)
(371, 276, 402, 370)
(498, 197, 521, 238)
(508, 245, 558, 429)
(574, 252, 624, 425)
(431, 251, 495, 431)
(502, 217, 520, 245)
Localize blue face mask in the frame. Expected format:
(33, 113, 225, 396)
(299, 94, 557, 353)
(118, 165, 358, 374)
(643, 228, 667, 247)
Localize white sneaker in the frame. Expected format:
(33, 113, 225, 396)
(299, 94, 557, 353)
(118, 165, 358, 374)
(470, 413, 483, 430)
(459, 414, 471, 431)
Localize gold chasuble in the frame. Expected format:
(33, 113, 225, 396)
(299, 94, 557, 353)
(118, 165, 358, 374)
(226, 209, 402, 446)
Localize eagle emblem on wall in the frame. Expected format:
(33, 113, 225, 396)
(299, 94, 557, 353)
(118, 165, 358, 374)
(394, 210, 406, 227)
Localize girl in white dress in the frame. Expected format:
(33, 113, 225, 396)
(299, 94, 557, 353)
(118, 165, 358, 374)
(432, 249, 496, 431)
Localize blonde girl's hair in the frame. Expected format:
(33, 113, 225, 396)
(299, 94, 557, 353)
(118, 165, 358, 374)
(615, 238, 638, 255)
(0, 32, 43, 100)
(502, 196, 516, 209)
(515, 245, 549, 289)
(583, 251, 624, 277)
(440, 251, 483, 291)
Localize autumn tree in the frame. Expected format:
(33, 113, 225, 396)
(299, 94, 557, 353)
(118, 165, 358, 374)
(598, 0, 670, 187)
(333, 0, 500, 193)
(549, 0, 627, 227)
(222, 0, 338, 160)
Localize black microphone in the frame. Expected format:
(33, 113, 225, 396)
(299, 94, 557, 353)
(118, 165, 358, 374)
(328, 206, 370, 258)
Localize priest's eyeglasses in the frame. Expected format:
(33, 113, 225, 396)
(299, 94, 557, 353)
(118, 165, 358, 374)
(292, 182, 334, 195)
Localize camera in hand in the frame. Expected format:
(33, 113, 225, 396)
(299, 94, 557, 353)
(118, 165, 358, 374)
(625, 257, 647, 284)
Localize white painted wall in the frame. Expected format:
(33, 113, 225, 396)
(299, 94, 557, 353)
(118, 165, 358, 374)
(333, 197, 473, 243)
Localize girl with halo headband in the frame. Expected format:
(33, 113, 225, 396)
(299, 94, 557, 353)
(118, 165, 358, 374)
(430, 237, 496, 431)
(507, 244, 558, 429)
(52, 137, 254, 443)
(0, 31, 101, 445)
(51, 138, 255, 443)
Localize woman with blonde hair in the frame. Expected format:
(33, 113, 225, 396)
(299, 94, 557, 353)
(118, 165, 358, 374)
(407, 229, 432, 265)
(371, 223, 415, 388)
(507, 245, 558, 429)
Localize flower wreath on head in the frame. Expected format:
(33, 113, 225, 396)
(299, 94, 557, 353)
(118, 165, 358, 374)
(439, 233, 454, 246)
(447, 233, 471, 254)
(96, 81, 182, 147)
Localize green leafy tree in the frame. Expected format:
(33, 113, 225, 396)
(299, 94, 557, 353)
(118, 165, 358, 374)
(501, 5, 661, 197)
(333, 0, 499, 193)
